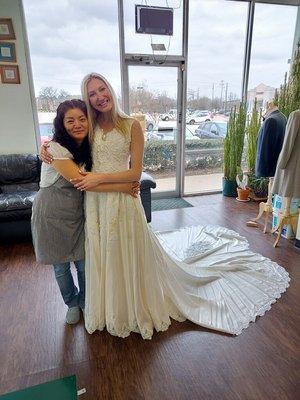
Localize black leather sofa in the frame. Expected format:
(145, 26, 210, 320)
(0, 154, 40, 242)
(0, 154, 156, 242)
(140, 172, 156, 223)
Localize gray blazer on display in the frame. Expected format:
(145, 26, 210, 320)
(272, 109, 300, 198)
(255, 110, 287, 178)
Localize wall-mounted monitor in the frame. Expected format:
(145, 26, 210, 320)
(135, 5, 173, 36)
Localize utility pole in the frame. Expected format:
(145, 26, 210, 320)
(211, 83, 214, 109)
(220, 80, 225, 110)
(225, 83, 228, 112)
(137, 85, 143, 112)
(188, 89, 194, 100)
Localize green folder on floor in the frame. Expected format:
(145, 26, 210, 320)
(0, 375, 77, 400)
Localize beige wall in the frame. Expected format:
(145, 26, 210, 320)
(0, 0, 38, 155)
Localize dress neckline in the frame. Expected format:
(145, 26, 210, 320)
(96, 125, 115, 141)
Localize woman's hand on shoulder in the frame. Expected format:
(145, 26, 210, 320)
(40, 141, 53, 164)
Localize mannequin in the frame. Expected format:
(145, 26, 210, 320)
(248, 101, 287, 233)
(255, 102, 287, 178)
(272, 109, 300, 247)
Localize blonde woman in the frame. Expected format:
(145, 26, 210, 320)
(69, 73, 289, 339)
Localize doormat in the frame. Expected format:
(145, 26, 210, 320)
(152, 198, 193, 211)
(0, 375, 77, 400)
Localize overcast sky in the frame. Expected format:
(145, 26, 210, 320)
(23, 0, 297, 100)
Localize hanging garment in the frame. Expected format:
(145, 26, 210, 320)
(255, 109, 287, 178)
(272, 109, 300, 198)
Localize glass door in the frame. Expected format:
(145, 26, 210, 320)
(128, 65, 182, 196)
(118, 0, 188, 197)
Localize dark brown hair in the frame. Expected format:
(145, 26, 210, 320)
(53, 99, 92, 171)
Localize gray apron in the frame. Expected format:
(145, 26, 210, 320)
(31, 175, 85, 264)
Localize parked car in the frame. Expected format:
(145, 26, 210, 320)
(157, 128, 175, 140)
(145, 114, 157, 131)
(39, 123, 53, 144)
(147, 131, 162, 141)
(195, 121, 228, 139)
(146, 127, 200, 141)
(39, 123, 53, 136)
(186, 110, 212, 125)
(160, 109, 177, 121)
(38, 112, 55, 144)
(130, 113, 157, 132)
(185, 128, 200, 140)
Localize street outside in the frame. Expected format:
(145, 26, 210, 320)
(145, 118, 226, 193)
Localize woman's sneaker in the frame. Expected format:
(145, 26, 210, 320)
(66, 306, 80, 324)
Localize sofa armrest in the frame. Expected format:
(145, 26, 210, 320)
(140, 172, 156, 190)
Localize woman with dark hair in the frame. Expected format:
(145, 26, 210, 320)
(52, 99, 93, 172)
(32, 99, 139, 325)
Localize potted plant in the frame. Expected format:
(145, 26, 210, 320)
(236, 168, 250, 201)
(223, 103, 246, 197)
(248, 173, 269, 199)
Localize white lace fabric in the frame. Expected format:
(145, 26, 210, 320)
(84, 126, 290, 339)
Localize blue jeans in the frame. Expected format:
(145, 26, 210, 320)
(53, 259, 85, 309)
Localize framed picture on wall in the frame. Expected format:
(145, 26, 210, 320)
(0, 42, 16, 62)
(0, 18, 16, 40)
(0, 64, 20, 84)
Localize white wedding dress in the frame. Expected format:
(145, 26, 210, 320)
(84, 124, 290, 339)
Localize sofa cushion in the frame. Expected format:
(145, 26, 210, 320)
(0, 191, 36, 222)
(0, 208, 33, 222)
(1, 182, 40, 194)
(0, 191, 36, 212)
(0, 154, 40, 185)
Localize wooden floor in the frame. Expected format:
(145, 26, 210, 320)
(0, 194, 299, 400)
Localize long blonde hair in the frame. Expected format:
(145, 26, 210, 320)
(81, 72, 132, 142)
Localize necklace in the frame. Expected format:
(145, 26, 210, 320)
(99, 121, 113, 141)
(100, 128, 107, 141)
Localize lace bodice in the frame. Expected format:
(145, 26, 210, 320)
(92, 126, 131, 173)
